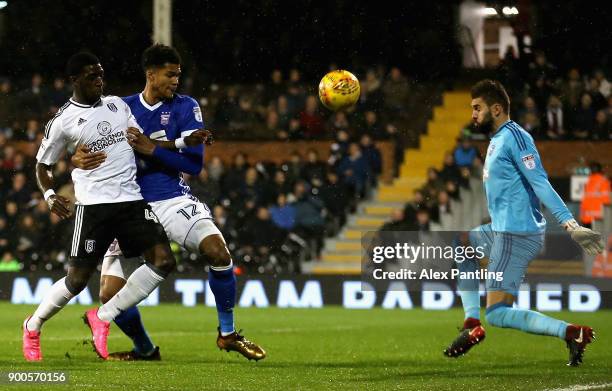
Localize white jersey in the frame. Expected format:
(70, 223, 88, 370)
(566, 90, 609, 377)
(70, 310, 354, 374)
(36, 96, 143, 205)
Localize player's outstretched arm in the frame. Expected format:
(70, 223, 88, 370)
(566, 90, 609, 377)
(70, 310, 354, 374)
(509, 132, 604, 255)
(126, 128, 212, 155)
(35, 162, 72, 220)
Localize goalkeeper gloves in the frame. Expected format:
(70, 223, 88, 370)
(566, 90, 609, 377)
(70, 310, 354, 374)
(562, 219, 605, 255)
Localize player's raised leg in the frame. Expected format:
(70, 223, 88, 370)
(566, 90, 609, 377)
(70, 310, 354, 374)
(484, 232, 594, 366)
(99, 252, 160, 361)
(83, 201, 175, 359)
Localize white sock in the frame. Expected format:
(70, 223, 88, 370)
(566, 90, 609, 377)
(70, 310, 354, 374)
(27, 277, 75, 332)
(97, 264, 165, 322)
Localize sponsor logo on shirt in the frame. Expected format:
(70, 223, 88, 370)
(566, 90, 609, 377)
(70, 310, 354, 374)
(522, 154, 536, 170)
(97, 121, 112, 136)
(107, 103, 118, 113)
(87, 130, 126, 152)
(85, 239, 96, 254)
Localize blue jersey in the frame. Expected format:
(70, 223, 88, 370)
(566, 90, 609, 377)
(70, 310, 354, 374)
(122, 93, 204, 202)
(483, 120, 573, 232)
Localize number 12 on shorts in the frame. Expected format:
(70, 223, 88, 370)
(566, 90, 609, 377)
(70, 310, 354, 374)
(176, 204, 201, 220)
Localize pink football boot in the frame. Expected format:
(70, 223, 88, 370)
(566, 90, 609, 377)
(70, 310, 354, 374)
(22, 316, 42, 361)
(83, 308, 110, 359)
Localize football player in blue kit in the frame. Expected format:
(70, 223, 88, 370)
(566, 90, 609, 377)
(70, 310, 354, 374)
(443, 80, 603, 366)
(72, 44, 265, 361)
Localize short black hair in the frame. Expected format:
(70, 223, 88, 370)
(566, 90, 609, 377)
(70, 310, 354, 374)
(471, 79, 510, 113)
(66, 52, 100, 77)
(141, 44, 181, 71)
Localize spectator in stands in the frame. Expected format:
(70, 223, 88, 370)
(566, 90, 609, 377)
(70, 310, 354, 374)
(328, 111, 350, 133)
(453, 135, 479, 168)
(0, 252, 21, 272)
(438, 152, 461, 184)
(19, 73, 47, 117)
(188, 169, 221, 207)
(337, 142, 370, 199)
(6, 173, 32, 206)
(594, 69, 611, 98)
(579, 162, 611, 228)
(14, 118, 40, 142)
(49, 77, 70, 110)
(291, 181, 325, 255)
(285, 151, 304, 186)
(0, 79, 16, 129)
(543, 95, 566, 139)
(360, 110, 384, 139)
(301, 149, 327, 187)
(561, 68, 584, 112)
(531, 76, 554, 115)
(380, 208, 414, 231)
(319, 170, 349, 228)
(15, 213, 42, 270)
(240, 206, 286, 257)
(382, 67, 410, 115)
(265, 109, 283, 139)
(276, 95, 293, 131)
(269, 193, 296, 231)
(0, 216, 10, 257)
(416, 207, 431, 232)
(359, 69, 384, 111)
(437, 190, 451, 215)
(222, 152, 249, 201)
(586, 78, 608, 112)
(359, 134, 382, 186)
(230, 96, 258, 132)
(269, 170, 293, 201)
(286, 69, 306, 115)
(299, 95, 326, 139)
(518, 96, 541, 134)
(241, 167, 266, 204)
(445, 180, 460, 200)
(207, 156, 225, 182)
(528, 51, 556, 88)
(328, 129, 350, 167)
(264, 69, 285, 105)
(593, 110, 611, 140)
(571, 93, 596, 139)
(215, 86, 240, 127)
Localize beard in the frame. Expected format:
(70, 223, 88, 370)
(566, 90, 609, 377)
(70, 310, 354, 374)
(474, 111, 494, 134)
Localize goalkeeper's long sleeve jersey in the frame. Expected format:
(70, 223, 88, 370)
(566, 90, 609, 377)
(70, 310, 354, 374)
(482, 120, 574, 233)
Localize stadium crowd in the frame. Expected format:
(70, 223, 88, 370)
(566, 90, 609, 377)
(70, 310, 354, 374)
(0, 68, 394, 274)
(476, 49, 612, 140)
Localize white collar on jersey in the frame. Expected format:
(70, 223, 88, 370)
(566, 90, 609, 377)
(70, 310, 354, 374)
(139, 93, 163, 111)
(70, 97, 102, 108)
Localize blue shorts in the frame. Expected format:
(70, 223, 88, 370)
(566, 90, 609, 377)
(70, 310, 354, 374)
(469, 224, 544, 295)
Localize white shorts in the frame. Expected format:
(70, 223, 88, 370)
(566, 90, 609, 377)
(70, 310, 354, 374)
(102, 195, 223, 278)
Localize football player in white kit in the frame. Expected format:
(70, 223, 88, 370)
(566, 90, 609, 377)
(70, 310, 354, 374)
(23, 52, 178, 361)
(71, 44, 265, 361)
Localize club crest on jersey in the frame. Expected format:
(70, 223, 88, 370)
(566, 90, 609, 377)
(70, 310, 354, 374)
(488, 143, 496, 156)
(160, 112, 171, 126)
(522, 154, 536, 170)
(85, 239, 96, 254)
(107, 103, 118, 112)
(97, 121, 112, 136)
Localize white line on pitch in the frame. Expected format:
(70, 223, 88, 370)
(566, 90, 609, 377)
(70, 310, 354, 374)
(543, 383, 612, 391)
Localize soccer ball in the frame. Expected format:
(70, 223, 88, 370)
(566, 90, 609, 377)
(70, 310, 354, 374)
(318, 70, 360, 111)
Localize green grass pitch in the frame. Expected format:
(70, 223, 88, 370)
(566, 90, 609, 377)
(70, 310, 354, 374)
(1, 303, 611, 390)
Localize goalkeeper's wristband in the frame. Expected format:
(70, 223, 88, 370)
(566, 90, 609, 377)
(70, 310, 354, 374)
(43, 189, 56, 201)
(562, 218, 580, 231)
(175, 137, 187, 149)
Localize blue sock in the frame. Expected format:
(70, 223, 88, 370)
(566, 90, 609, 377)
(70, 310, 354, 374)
(456, 250, 480, 320)
(485, 303, 568, 339)
(209, 267, 236, 335)
(113, 306, 155, 355)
